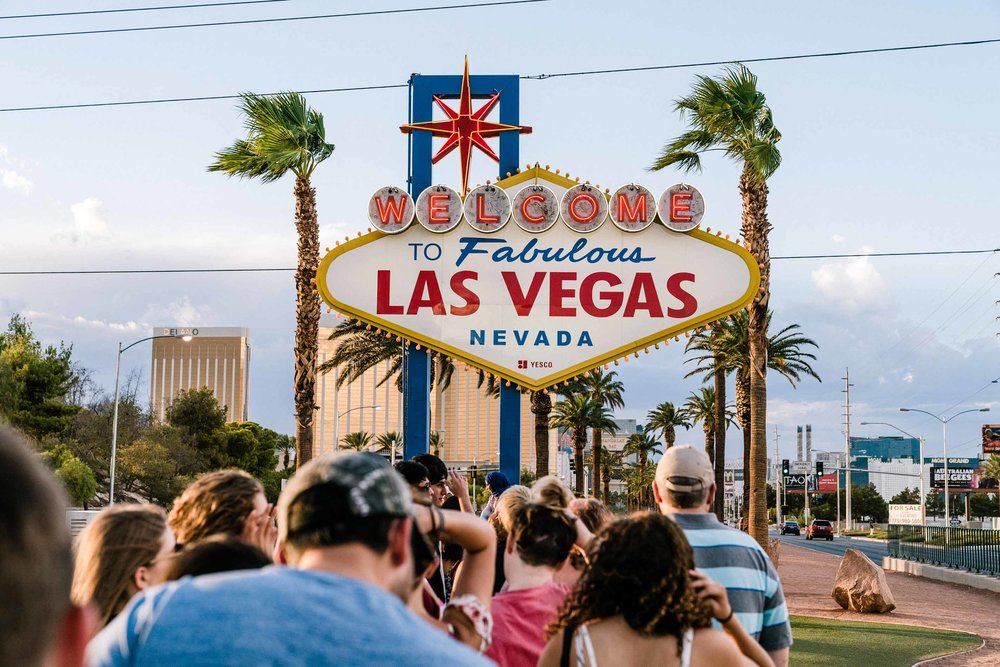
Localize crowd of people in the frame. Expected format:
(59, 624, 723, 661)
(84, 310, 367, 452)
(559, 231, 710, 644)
(1, 419, 791, 667)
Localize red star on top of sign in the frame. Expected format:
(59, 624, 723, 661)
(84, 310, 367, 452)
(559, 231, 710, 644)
(400, 56, 531, 196)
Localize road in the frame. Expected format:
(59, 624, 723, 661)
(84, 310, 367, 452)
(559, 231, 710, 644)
(772, 531, 888, 562)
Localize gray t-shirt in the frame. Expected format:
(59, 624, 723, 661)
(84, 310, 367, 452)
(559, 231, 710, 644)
(86, 565, 492, 667)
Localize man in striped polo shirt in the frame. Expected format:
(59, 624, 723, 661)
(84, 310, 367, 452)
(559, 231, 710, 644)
(653, 445, 792, 666)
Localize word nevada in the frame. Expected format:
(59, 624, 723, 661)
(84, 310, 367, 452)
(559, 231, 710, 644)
(367, 181, 706, 235)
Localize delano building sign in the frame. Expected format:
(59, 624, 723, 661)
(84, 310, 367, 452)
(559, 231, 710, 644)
(318, 166, 760, 392)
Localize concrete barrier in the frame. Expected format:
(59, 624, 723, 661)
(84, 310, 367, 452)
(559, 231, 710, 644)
(883, 556, 1000, 594)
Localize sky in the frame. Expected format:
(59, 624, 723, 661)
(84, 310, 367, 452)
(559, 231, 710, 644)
(2, 0, 999, 463)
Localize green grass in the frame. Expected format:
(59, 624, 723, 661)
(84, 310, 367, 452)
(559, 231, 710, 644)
(790, 615, 981, 666)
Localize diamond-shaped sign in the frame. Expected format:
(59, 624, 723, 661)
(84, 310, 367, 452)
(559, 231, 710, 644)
(317, 168, 760, 391)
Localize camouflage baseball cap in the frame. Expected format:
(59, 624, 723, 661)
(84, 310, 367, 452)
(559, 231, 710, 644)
(278, 451, 413, 544)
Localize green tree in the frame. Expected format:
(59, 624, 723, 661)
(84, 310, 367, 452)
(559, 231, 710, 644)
(645, 402, 690, 449)
(0, 315, 81, 439)
(375, 431, 403, 460)
(688, 310, 819, 529)
(890, 487, 921, 505)
(210, 92, 335, 469)
(167, 387, 227, 442)
(970, 493, 999, 520)
(550, 394, 616, 496)
(116, 439, 178, 504)
(979, 456, 1000, 514)
(571, 370, 624, 501)
(653, 65, 782, 547)
(624, 429, 663, 510)
(850, 484, 888, 523)
(56, 455, 97, 508)
(530, 389, 552, 480)
(342, 431, 373, 452)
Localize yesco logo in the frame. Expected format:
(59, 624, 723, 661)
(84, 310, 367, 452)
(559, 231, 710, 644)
(320, 167, 758, 391)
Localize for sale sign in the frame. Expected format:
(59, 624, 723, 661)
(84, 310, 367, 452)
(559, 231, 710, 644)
(319, 167, 760, 391)
(889, 503, 924, 526)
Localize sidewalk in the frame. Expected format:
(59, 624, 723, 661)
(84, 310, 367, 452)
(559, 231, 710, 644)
(778, 543, 1000, 665)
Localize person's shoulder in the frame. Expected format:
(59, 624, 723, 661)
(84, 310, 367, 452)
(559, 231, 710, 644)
(691, 627, 746, 665)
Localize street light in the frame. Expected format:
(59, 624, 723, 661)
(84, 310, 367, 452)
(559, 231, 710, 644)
(899, 406, 990, 525)
(109, 334, 192, 504)
(860, 421, 925, 510)
(333, 404, 382, 453)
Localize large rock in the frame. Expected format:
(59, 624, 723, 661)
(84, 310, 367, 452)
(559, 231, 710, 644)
(832, 548, 896, 613)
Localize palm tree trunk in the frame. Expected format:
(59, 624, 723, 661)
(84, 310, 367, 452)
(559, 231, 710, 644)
(639, 452, 647, 509)
(293, 176, 320, 468)
(531, 391, 551, 479)
(603, 461, 611, 500)
(714, 357, 726, 521)
(704, 428, 715, 465)
(665, 424, 675, 449)
(741, 167, 772, 549)
(574, 429, 586, 496)
(736, 369, 751, 530)
(592, 429, 603, 501)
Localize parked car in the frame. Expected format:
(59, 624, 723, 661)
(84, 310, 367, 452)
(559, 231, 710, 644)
(780, 520, 800, 536)
(806, 519, 834, 541)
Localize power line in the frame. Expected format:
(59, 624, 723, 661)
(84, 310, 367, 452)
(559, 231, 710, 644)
(1, 247, 996, 276)
(2, 36, 999, 113)
(0, 0, 548, 41)
(0, 0, 300, 21)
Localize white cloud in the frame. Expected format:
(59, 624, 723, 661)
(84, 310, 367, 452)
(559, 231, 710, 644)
(902, 372, 914, 384)
(0, 143, 9, 163)
(140, 298, 213, 328)
(70, 197, 110, 240)
(1, 169, 33, 196)
(810, 252, 892, 312)
(21, 309, 144, 334)
(832, 234, 845, 243)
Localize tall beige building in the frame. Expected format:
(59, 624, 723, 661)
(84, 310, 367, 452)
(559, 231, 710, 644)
(314, 326, 556, 474)
(150, 327, 250, 423)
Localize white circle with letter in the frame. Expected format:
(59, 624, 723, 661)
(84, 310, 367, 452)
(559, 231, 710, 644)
(368, 186, 413, 234)
(560, 184, 608, 233)
(463, 185, 511, 233)
(415, 185, 463, 233)
(658, 184, 705, 232)
(610, 184, 656, 232)
(511, 185, 560, 233)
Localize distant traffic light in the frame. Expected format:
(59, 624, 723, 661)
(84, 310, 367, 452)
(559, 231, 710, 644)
(816, 461, 824, 477)
(781, 459, 790, 476)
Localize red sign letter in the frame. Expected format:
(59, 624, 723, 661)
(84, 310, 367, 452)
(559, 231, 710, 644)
(580, 272, 623, 317)
(670, 192, 692, 222)
(623, 273, 664, 318)
(549, 272, 577, 316)
(449, 271, 480, 316)
(476, 194, 499, 224)
(407, 271, 446, 315)
(502, 272, 546, 316)
(428, 194, 450, 223)
(616, 192, 646, 222)
(666, 272, 697, 317)
(569, 193, 599, 223)
(375, 195, 409, 224)
(520, 194, 545, 223)
(376, 270, 403, 315)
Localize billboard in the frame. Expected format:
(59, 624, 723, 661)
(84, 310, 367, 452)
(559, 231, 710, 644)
(817, 473, 839, 493)
(930, 466, 976, 489)
(783, 474, 815, 491)
(984, 425, 1000, 456)
(319, 167, 760, 391)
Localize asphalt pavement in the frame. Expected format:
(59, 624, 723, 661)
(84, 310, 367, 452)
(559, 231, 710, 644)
(771, 531, 888, 562)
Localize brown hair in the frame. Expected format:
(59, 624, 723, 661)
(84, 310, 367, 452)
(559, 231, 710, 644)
(491, 484, 531, 534)
(168, 469, 263, 545)
(569, 497, 614, 533)
(548, 512, 712, 653)
(71, 504, 168, 628)
(531, 475, 574, 509)
(0, 425, 73, 667)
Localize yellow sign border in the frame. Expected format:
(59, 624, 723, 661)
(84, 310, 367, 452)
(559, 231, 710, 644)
(317, 168, 761, 391)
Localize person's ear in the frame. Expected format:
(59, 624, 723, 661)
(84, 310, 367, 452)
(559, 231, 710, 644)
(49, 603, 98, 666)
(652, 480, 663, 505)
(388, 517, 412, 568)
(274, 540, 288, 565)
(706, 484, 717, 510)
(505, 535, 516, 555)
(132, 565, 150, 591)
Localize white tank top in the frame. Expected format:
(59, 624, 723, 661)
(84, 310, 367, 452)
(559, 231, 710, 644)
(574, 625, 694, 667)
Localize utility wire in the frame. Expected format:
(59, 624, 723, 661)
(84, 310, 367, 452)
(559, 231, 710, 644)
(0, 0, 300, 20)
(0, 0, 548, 41)
(2, 36, 998, 112)
(1, 247, 997, 276)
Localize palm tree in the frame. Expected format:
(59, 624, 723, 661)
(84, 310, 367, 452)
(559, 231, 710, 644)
(573, 370, 624, 501)
(550, 394, 617, 496)
(375, 431, 403, 461)
(531, 390, 552, 480)
(600, 445, 620, 502)
(979, 455, 1000, 513)
(681, 387, 735, 519)
(652, 65, 781, 546)
(692, 310, 820, 528)
(646, 402, 691, 449)
(429, 430, 441, 457)
(624, 429, 662, 509)
(210, 92, 334, 469)
(341, 430, 373, 452)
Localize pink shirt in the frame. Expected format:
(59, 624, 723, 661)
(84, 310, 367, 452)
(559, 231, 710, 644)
(486, 582, 571, 667)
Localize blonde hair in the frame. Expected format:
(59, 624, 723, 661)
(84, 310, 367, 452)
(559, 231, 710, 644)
(492, 485, 531, 533)
(168, 469, 262, 545)
(531, 475, 574, 509)
(71, 504, 167, 627)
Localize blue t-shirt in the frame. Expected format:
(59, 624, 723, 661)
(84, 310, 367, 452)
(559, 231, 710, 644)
(86, 565, 493, 667)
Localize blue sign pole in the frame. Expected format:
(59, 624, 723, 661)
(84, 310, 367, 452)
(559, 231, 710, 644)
(405, 71, 523, 476)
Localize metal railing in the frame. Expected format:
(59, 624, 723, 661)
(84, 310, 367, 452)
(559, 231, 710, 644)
(888, 524, 1000, 577)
